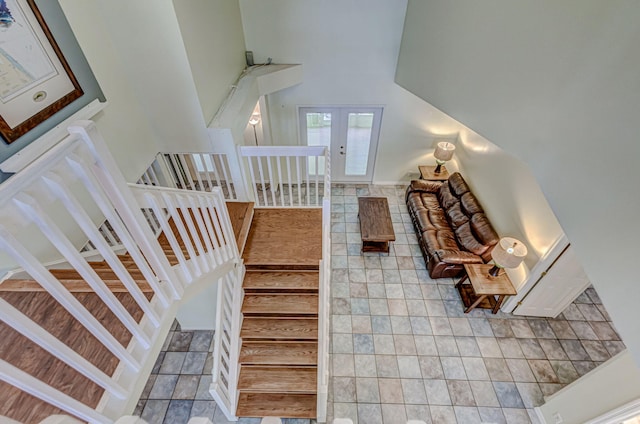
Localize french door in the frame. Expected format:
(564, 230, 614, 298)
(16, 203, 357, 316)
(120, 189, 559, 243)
(299, 107, 382, 182)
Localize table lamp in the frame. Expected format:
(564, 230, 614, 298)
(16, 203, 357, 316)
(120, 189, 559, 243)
(489, 237, 527, 277)
(434, 141, 455, 173)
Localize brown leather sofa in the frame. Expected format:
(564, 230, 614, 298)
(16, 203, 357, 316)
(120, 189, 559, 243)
(406, 172, 499, 279)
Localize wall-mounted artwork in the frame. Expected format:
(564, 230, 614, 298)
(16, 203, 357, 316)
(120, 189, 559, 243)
(0, 0, 83, 144)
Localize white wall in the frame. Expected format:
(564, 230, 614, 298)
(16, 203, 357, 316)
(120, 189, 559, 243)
(173, 0, 247, 125)
(58, 0, 159, 181)
(239, 0, 408, 150)
(62, 0, 212, 159)
(539, 350, 640, 424)
(395, 0, 640, 365)
(239, 0, 564, 288)
(61, 0, 249, 174)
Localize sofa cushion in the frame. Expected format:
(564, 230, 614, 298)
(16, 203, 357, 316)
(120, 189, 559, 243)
(420, 192, 441, 210)
(471, 214, 499, 246)
(437, 183, 458, 210)
(448, 172, 471, 197)
(422, 229, 459, 253)
(461, 192, 484, 215)
(429, 208, 449, 231)
(455, 222, 491, 257)
(406, 192, 428, 213)
(406, 179, 442, 195)
(446, 202, 469, 229)
(433, 249, 484, 265)
(470, 214, 500, 261)
(407, 192, 443, 232)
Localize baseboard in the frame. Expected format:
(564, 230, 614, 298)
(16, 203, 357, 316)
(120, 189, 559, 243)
(534, 407, 547, 424)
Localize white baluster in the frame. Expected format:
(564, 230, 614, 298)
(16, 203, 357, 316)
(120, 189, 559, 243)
(42, 174, 161, 327)
(64, 156, 175, 304)
(161, 192, 202, 277)
(13, 193, 152, 348)
(0, 227, 141, 371)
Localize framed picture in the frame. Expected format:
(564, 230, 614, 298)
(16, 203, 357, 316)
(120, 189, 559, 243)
(0, 0, 83, 143)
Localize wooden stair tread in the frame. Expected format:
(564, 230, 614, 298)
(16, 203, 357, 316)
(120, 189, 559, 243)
(241, 317, 318, 340)
(238, 366, 317, 392)
(51, 267, 146, 280)
(243, 271, 319, 292)
(240, 341, 317, 365)
(236, 392, 316, 418)
(242, 294, 318, 315)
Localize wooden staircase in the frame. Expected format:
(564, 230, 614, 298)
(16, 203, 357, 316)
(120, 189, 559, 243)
(236, 209, 322, 419)
(0, 202, 253, 424)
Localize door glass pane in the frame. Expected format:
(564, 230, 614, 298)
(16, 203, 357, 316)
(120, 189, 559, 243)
(306, 112, 331, 175)
(345, 113, 373, 176)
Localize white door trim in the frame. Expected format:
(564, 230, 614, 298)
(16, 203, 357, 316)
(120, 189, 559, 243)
(298, 106, 383, 183)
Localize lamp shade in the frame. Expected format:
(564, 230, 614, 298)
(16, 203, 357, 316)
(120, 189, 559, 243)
(434, 142, 455, 162)
(491, 237, 527, 269)
(249, 113, 261, 126)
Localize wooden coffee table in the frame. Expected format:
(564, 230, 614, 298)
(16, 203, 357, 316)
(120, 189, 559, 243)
(455, 264, 517, 314)
(358, 197, 395, 253)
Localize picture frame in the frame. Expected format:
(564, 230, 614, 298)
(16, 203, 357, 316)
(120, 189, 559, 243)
(0, 0, 83, 144)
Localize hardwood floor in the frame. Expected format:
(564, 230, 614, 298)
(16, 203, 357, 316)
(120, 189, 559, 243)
(0, 291, 148, 423)
(242, 271, 319, 292)
(0, 203, 317, 422)
(0, 202, 251, 423)
(236, 393, 317, 419)
(239, 341, 317, 366)
(236, 210, 322, 418)
(242, 293, 319, 315)
(226, 201, 254, 254)
(242, 209, 322, 269)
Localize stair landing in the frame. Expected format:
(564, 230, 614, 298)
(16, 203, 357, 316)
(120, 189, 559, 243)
(242, 209, 322, 269)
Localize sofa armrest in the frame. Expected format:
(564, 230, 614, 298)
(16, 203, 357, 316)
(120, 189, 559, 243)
(433, 249, 484, 265)
(408, 179, 442, 194)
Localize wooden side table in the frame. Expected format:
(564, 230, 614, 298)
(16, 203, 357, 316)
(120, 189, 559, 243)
(418, 165, 450, 181)
(455, 264, 517, 314)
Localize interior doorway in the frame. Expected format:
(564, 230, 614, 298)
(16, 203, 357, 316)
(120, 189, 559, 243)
(299, 106, 382, 182)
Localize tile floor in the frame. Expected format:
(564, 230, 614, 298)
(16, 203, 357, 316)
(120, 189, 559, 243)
(135, 184, 624, 424)
(325, 184, 624, 424)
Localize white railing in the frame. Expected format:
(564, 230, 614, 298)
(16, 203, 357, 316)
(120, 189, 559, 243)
(316, 197, 332, 423)
(129, 183, 244, 420)
(209, 265, 244, 421)
(128, 184, 240, 284)
(238, 145, 330, 207)
(139, 152, 239, 200)
(0, 121, 240, 423)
